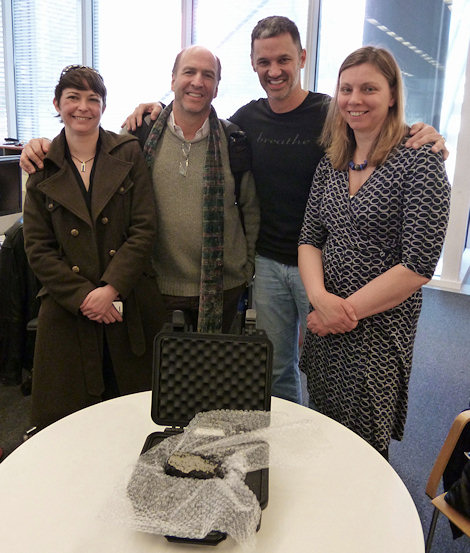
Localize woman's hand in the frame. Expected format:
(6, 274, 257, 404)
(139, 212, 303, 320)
(311, 292, 358, 335)
(306, 311, 332, 336)
(80, 284, 122, 324)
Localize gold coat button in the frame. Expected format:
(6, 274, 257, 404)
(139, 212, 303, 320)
(109, 249, 116, 257)
(71, 265, 80, 273)
(48, 203, 54, 209)
(101, 217, 109, 225)
(70, 228, 79, 237)
(119, 186, 125, 193)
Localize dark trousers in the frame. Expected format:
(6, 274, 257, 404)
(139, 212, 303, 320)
(162, 284, 245, 333)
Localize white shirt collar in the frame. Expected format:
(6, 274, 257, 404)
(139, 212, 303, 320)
(167, 111, 210, 141)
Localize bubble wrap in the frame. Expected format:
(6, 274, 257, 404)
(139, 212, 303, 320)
(106, 409, 328, 547)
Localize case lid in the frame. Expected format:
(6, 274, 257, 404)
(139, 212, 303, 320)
(151, 329, 273, 427)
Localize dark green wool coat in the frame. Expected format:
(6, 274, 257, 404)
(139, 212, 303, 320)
(23, 128, 165, 429)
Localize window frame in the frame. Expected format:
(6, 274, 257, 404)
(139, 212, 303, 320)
(2, 0, 17, 139)
(1, 0, 468, 292)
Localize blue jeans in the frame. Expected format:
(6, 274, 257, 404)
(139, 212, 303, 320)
(253, 255, 310, 404)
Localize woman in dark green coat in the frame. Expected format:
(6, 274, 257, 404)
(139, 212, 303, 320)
(23, 66, 165, 429)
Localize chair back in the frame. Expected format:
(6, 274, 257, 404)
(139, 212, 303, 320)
(426, 410, 470, 499)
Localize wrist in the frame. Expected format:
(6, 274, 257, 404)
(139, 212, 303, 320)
(311, 288, 329, 309)
(103, 283, 119, 300)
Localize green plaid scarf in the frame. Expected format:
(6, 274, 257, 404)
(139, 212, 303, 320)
(143, 103, 225, 333)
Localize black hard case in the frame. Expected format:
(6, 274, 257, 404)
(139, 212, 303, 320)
(140, 325, 273, 545)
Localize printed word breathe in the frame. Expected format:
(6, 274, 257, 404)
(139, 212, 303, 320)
(256, 132, 314, 146)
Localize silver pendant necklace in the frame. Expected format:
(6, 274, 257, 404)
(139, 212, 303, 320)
(71, 154, 95, 172)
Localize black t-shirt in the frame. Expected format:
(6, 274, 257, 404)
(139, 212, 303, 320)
(230, 91, 330, 266)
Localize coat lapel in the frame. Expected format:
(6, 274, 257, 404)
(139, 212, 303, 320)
(37, 162, 93, 226)
(90, 148, 133, 223)
(35, 128, 137, 227)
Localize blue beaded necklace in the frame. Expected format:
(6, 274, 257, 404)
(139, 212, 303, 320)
(348, 160, 368, 171)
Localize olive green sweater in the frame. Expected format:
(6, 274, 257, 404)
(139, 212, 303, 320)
(151, 124, 259, 296)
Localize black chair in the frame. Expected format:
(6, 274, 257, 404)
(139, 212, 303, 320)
(0, 218, 40, 388)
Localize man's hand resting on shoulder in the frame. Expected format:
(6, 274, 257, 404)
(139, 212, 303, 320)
(20, 138, 52, 174)
(121, 102, 162, 132)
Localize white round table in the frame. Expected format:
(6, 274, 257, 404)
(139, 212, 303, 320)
(0, 392, 424, 552)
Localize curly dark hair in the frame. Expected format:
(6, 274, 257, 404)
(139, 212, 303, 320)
(54, 65, 107, 106)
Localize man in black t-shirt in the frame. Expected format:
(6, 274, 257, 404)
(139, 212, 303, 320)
(228, 17, 330, 403)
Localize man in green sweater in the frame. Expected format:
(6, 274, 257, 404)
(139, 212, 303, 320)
(20, 46, 259, 334)
(135, 46, 259, 333)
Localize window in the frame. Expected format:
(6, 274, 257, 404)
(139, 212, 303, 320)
(92, 0, 181, 132)
(12, 0, 82, 141)
(192, 0, 310, 118)
(0, 3, 6, 139)
(92, 0, 310, 129)
(1, 0, 469, 290)
(316, 0, 468, 182)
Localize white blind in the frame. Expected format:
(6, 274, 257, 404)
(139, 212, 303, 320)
(12, 0, 82, 141)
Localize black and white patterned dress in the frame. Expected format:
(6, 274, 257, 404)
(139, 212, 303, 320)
(298, 141, 450, 451)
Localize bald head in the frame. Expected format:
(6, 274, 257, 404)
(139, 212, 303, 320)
(172, 46, 222, 82)
(171, 45, 221, 126)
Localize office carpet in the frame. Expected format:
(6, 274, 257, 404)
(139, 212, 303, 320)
(1, 286, 469, 551)
(389, 287, 470, 552)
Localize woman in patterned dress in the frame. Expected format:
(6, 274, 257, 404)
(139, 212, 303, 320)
(298, 47, 450, 458)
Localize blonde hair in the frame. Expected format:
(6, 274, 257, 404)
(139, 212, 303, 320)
(321, 46, 408, 170)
